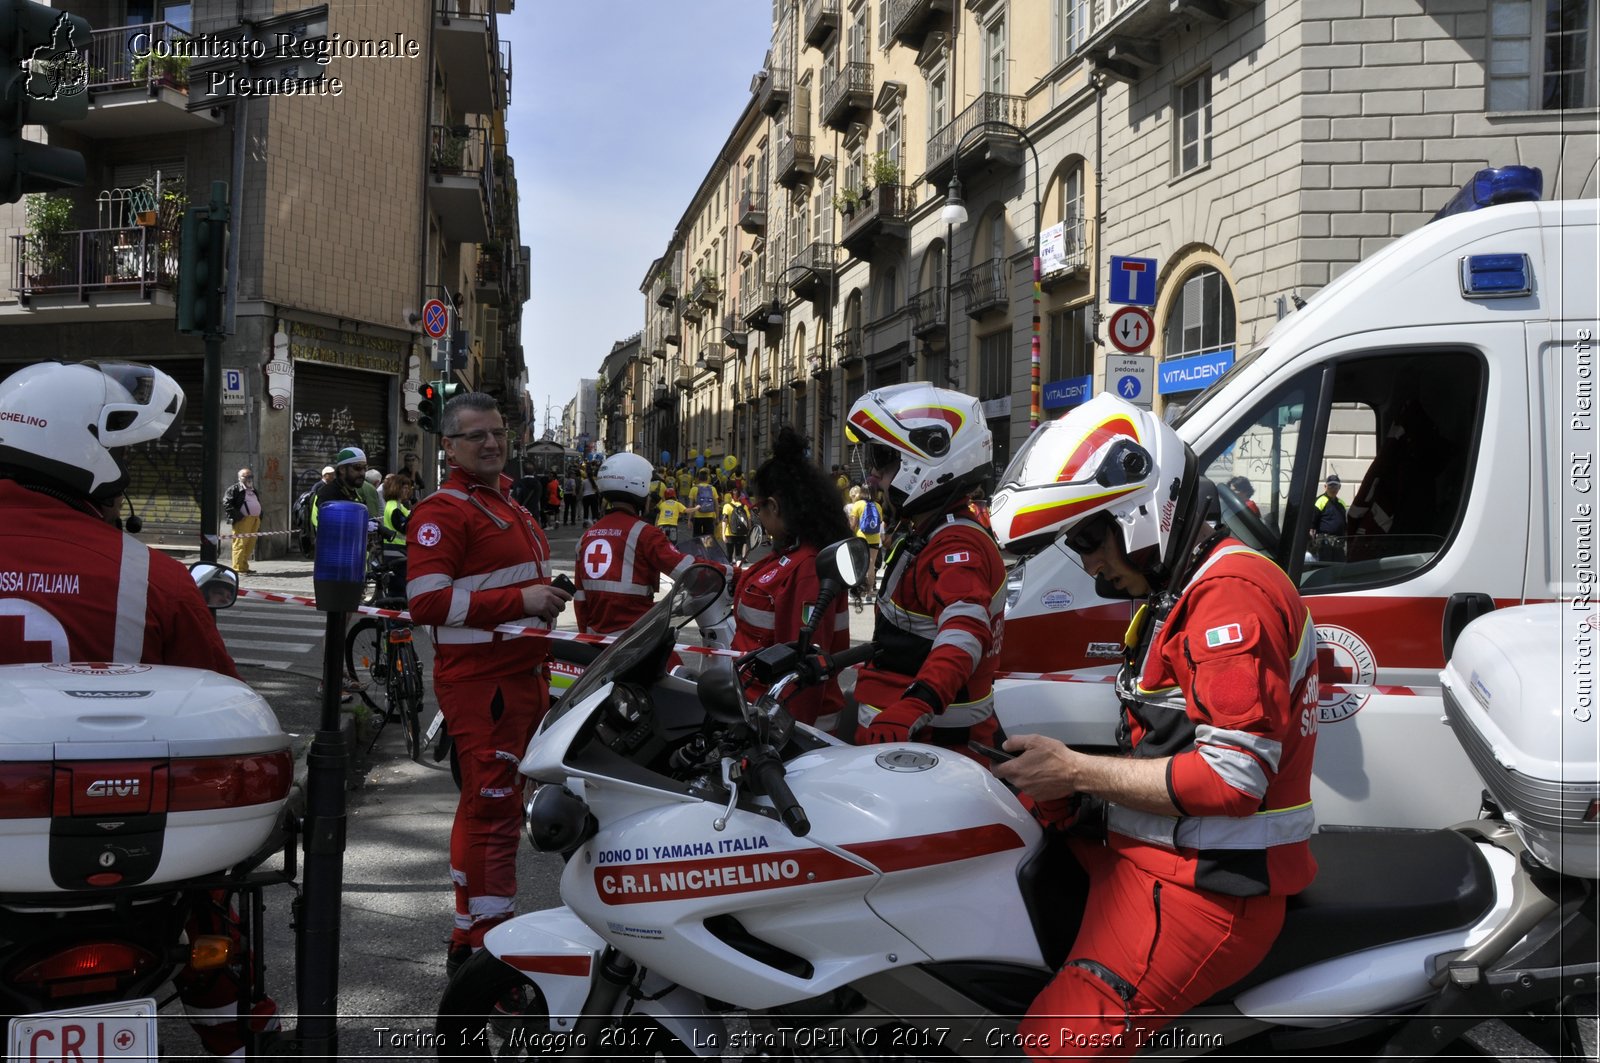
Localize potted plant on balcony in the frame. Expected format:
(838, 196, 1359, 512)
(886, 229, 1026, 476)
(24, 193, 73, 287)
(131, 51, 189, 91)
(433, 128, 468, 171)
(833, 187, 862, 218)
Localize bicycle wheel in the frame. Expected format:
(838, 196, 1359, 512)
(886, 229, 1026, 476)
(343, 618, 387, 713)
(394, 639, 425, 761)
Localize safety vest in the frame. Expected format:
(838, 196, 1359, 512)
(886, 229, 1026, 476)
(382, 499, 409, 547)
(1110, 541, 1319, 897)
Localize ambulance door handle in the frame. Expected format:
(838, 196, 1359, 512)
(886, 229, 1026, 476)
(1442, 592, 1496, 661)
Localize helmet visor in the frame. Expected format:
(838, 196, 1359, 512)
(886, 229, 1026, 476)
(86, 361, 185, 441)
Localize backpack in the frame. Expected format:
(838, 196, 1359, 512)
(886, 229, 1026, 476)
(859, 501, 882, 535)
(727, 503, 750, 538)
(695, 484, 716, 515)
(292, 487, 316, 532)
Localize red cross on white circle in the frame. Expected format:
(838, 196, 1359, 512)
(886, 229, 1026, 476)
(583, 538, 614, 580)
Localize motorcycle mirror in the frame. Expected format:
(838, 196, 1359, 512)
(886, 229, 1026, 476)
(816, 537, 870, 589)
(698, 657, 750, 726)
(671, 563, 728, 627)
(189, 562, 239, 610)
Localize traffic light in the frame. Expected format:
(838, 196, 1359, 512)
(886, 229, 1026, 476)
(417, 380, 441, 433)
(176, 182, 229, 336)
(0, 2, 92, 204)
(438, 380, 463, 403)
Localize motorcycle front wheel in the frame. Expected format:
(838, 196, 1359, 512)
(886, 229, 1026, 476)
(436, 951, 691, 1060)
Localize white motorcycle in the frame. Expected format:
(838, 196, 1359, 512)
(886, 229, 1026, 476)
(436, 546, 1596, 1060)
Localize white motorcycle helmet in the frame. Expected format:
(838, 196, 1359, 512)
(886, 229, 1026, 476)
(0, 361, 185, 502)
(990, 392, 1211, 593)
(597, 452, 653, 509)
(845, 382, 992, 518)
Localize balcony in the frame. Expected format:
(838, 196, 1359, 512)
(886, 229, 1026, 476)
(675, 364, 695, 390)
(808, 343, 829, 380)
(887, 0, 953, 49)
(776, 133, 815, 190)
(428, 123, 494, 244)
(834, 334, 864, 368)
(68, 22, 223, 138)
(11, 225, 177, 315)
(654, 275, 679, 308)
(803, 0, 840, 47)
(761, 371, 779, 397)
(721, 313, 747, 350)
(910, 287, 947, 339)
(434, 0, 502, 115)
(697, 346, 724, 374)
(475, 246, 507, 305)
(742, 283, 780, 331)
(965, 257, 1008, 316)
(924, 93, 1028, 194)
(680, 296, 704, 324)
(787, 241, 838, 302)
(820, 61, 873, 131)
(647, 340, 668, 361)
(1041, 215, 1091, 287)
(690, 274, 719, 308)
(653, 385, 673, 409)
(757, 66, 791, 116)
(738, 190, 766, 235)
(664, 316, 681, 346)
(839, 183, 917, 260)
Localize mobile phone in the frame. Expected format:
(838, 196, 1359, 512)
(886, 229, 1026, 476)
(551, 573, 576, 595)
(968, 740, 1016, 763)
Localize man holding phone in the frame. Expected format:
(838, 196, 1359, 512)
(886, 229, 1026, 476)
(406, 391, 570, 978)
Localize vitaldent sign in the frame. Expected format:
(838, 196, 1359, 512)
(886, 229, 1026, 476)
(1158, 349, 1235, 394)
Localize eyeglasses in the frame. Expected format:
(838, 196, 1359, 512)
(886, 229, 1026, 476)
(1064, 512, 1118, 556)
(446, 428, 509, 445)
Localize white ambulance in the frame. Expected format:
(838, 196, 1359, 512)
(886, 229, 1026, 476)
(996, 169, 1598, 830)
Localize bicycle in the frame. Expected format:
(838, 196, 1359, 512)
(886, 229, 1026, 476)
(344, 560, 428, 761)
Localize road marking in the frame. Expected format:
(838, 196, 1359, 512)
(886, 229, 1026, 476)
(224, 639, 317, 652)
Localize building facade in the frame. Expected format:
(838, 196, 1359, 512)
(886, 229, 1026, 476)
(0, 0, 530, 553)
(631, 0, 1595, 475)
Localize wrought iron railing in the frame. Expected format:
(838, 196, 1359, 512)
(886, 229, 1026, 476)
(12, 225, 178, 298)
(926, 93, 1028, 177)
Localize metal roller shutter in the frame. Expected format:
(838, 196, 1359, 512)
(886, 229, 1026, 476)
(290, 363, 392, 503)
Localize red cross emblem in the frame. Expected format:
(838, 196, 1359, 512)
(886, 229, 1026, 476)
(582, 538, 614, 580)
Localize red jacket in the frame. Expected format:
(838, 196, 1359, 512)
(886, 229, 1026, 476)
(574, 510, 694, 635)
(406, 468, 554, 684)
(0, 481, 238, 676)
(854, 514, 1005, 729)
(1109, 540, 1319, 898)
(731, 542, 848, 726)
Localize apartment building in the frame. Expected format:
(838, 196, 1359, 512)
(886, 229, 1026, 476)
(0, 0, 530, 552)
(633, 0, 1594, 473)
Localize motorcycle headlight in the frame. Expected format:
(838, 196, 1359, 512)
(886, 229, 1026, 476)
(524, 784, 597, 855)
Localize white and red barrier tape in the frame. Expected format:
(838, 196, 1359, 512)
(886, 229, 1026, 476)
(235, 586, 1424, 696)
(205, 529, 297, 544)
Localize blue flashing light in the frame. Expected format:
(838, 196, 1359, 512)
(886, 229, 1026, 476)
(1459, 253, 1533, 299)
(313, 501, 369, 611)
(1432, 165, 1544, 222)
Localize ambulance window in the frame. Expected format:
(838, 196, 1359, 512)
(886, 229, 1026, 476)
(1198, 373, 1318, 554)
(1299, 351, 1484, 592)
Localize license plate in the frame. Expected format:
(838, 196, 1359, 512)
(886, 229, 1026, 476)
(8, 998, 158, 1061)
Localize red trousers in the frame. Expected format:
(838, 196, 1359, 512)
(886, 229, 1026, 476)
(1020, 839, 1284, 1059)
(438, 675, 549, 950)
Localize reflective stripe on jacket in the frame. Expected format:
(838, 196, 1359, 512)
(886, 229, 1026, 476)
(1110, 540, 1319, 898)
(573, 510, 694, 635)
(731, 542, 849, 727)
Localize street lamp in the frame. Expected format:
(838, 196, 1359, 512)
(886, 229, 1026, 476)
(942, 121, 1043, 429)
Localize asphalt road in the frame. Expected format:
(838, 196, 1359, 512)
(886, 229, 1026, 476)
(145, 524, 1592, 1061)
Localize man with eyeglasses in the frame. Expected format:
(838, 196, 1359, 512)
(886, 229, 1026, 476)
(405, 391, 571, 979)
(223, 467, 263, 574)
(311, 446, 368, 534)
(987, 394, 1318, 1058)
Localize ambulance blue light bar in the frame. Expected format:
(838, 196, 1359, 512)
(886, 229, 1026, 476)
(1459, 253, 1533, 299)
(1432, 165, 1543, 222)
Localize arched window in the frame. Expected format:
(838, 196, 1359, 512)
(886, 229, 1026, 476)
(1164, 266, 1236, 360)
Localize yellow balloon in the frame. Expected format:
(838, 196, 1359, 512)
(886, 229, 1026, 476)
(722, 454, 738, 472)
(687, 449, 698, 460)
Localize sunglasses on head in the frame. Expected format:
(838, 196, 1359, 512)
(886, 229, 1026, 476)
(1065, 511, 1118, 556)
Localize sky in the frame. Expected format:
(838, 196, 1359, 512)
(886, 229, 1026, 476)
(501, 2, 774, 435)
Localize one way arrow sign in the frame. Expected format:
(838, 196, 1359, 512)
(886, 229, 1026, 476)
(1108, 305, 1154, 354)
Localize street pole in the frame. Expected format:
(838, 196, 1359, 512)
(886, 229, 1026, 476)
(195, 181, 230, 563)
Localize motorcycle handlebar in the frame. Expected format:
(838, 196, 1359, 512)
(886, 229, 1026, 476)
(748, 752, 809, 838)
(824, 640, 877, 674)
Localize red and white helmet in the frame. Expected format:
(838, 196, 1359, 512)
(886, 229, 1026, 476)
(597, 452, 652, 508)
(990, 392, 1197, 570)
(0, 360, 185, 501)
(845, 382, 991, 518)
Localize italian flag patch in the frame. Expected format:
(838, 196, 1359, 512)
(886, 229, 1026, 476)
(1206, 623, 1244, 648)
